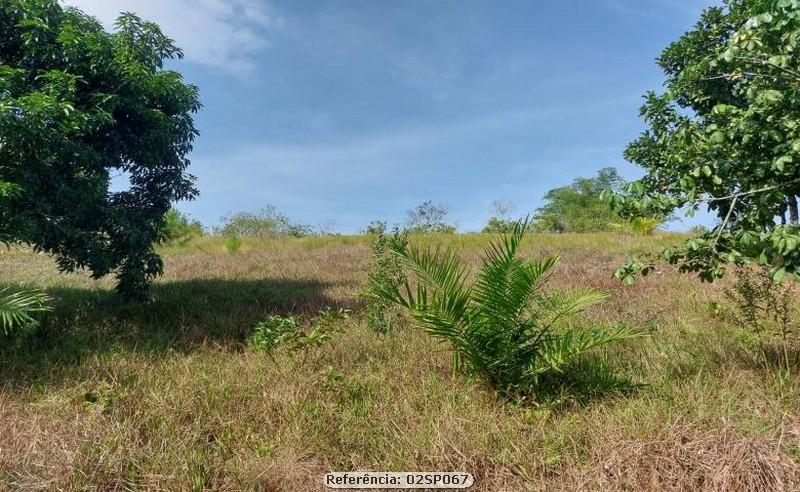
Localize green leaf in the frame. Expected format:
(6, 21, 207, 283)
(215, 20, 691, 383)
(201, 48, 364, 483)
(773, 155, 792, 171)
(710, 131, 725, 144)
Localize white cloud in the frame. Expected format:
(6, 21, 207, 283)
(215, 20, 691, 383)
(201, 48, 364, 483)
(62, 0, 281, 73)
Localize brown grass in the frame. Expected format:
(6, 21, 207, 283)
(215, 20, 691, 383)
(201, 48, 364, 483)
(596, 422, 799, 491)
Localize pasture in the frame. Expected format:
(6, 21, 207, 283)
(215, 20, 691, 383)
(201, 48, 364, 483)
(1, 233, 798, 490)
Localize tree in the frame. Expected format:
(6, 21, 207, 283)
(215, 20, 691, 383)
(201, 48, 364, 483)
(362, 220, 387, 235)
(216, 205, 312, 237)
(161, 208, 203, 246)
(0, 1, 200, 299)
(610, 0, 800, 283)
(482, 200, 518, 234)
(405, 200, 456, 234)
(533, 167, 626, 232)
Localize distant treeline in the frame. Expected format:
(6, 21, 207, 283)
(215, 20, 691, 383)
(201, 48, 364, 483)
(162, 166, 667, 243)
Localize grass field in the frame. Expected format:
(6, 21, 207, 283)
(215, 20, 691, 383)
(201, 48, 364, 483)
(1, 233, 799, 491)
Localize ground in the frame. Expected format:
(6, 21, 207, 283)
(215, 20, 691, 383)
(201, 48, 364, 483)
(1, 233, 798, 491)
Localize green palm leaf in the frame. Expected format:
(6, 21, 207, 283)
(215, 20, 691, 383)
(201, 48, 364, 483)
(0, 288, 51, 335)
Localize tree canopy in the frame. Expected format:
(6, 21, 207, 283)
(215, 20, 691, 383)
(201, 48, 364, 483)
(405, 200, 456, 234)
(533, 167, 626, 233)
(0, 1, 200, 298)
(611, 0, 800, 283)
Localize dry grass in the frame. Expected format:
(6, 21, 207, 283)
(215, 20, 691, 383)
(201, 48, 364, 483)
(0, 232, 798, 491)
(596, 422, 799, 491)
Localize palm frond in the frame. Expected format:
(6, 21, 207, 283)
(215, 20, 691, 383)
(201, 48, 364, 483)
(538, 324, 640, 374)
(538, 288, 610, 330)
(0, 288, 51, 335)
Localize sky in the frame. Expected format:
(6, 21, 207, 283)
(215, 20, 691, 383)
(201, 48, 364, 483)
(65, 0, 717, 233)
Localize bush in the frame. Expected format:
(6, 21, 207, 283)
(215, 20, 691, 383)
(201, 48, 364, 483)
(725, 266, 797, 367)
(368, 218, 637, 400)
(609, 216, 663, 236)
(224, 236, 242, 255)
(0, 288, 51, 336)
(482, 217, 524, 234)
(249, 308, 349, 361)
(161, 208, 203, 246)
(216, 205, 312, 237)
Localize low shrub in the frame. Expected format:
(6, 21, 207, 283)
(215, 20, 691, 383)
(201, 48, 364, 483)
(224, 236, 242, 255)
(725, 266, 798, 367)
(249, 308, 349, 361)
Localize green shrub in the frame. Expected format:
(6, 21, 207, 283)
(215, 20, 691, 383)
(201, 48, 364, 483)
(216, 205, 312, 237)
(363, 231, 407, 333)
(725, 266, 797, 367)
(368, 218, 637, 400)
(249, 315, 302, 353)
(481, 217, 519, 234)
(0, 287, 51, 336)
(224, 236, 242, 255)
(249, 308, 349, 360)
(160, 208, 203, 246)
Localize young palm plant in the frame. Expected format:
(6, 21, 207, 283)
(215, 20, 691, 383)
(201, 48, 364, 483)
(368, 218, 637, 400)
(0, 288, 51, 335)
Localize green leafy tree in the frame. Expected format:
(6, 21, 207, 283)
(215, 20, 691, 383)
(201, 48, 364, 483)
(610, 0, 800, 283)
(0, 1, 200, 299)
(533, 167, 627, 232)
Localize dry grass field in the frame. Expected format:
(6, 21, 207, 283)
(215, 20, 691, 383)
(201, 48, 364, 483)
(1, 233, 799, 491)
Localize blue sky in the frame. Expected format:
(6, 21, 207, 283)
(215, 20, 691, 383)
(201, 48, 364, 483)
(68, 0, 716, 232)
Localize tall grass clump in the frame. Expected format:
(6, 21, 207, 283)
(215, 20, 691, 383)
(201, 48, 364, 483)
(368, 218, 638, 400)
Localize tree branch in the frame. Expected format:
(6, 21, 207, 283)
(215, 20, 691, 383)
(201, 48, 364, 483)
(699, 177, 800, 203)
(712, 195, 737, 253)
(734, 56, 800, 82)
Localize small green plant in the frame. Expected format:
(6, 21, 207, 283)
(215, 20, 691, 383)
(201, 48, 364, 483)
(725, 266, 797, 367)
(224, 236, 242, 255)
(249, 308, 349, 362)
(369, 218, 638, 400)
(363, 230, 408, 334)
(0, 287, 51, 336)
(248, 315, 302, 353)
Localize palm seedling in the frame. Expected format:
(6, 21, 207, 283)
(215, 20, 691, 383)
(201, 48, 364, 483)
(367, 218, 637, 399)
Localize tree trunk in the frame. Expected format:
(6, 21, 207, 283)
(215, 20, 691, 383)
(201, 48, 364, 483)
(789, 195, 799, 226)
